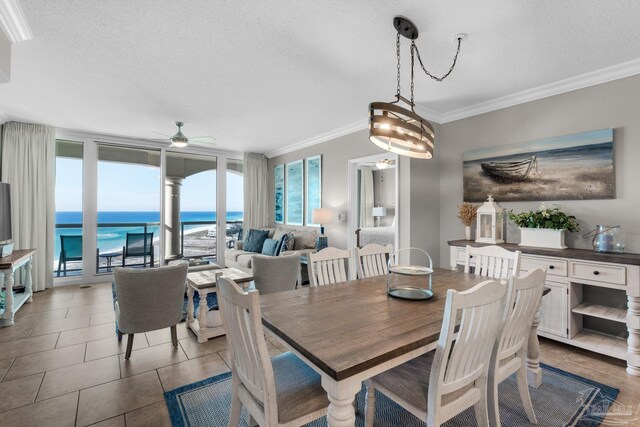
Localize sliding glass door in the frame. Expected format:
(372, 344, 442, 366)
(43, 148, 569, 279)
(96, 144, 161, 273)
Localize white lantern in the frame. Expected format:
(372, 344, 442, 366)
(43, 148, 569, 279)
(475, 195, 505, 244)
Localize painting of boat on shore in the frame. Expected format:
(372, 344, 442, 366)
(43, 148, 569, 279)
(463, 129, 615, 202)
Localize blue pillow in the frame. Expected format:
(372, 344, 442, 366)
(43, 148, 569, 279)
(274, 234, 288, 256)
(261, 238, 278, 256)
(244, 229, 270, 253)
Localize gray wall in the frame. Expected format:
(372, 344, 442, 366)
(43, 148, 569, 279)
(438, 74, 640, 265)
(268, 129, 385, 250)
(267, 126, 442, 266)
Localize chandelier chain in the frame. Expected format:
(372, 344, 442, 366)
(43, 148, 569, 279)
(411, 37, 462, 82)
(396, 32, 401, 98)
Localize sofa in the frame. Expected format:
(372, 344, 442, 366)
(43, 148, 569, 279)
(225, 225, 318, 272)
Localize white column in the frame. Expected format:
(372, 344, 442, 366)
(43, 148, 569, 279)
(164, 177, 183, 260)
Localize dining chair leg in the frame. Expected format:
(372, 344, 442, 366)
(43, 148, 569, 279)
(117, 331, 123, 342)
(364, 380, 376, 427)
(516, 356, 537, 424)
(229, 374, 242, 427)
(487, 369, 501, 427)
(125, 334, 134, 359)
(473, 377, 490, 427)
(170, 325, 178, 348)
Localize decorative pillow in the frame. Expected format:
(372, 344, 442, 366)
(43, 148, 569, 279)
(281, 232, 295, 253)
(274, 234, 288, 256)
(261, 238, 278, 256)
(273, 227, 293, 242)
(293, 230, 318, 249)
(244, 229, 270, 253)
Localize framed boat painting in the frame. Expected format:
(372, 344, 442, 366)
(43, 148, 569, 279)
(463, 129, 615, 202)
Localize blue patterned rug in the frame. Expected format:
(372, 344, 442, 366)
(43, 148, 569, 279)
(164, 363, 619, 427)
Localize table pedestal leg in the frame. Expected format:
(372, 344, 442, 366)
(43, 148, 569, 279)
(626, 296, 640, 376)
(322, 376, 361, 427)
(187, 286, 194, 323)
(2, 270, 14, 326)
(25, 261, 33, 303)
(197, 291, 208, 343)
(527, 305, 542, 388)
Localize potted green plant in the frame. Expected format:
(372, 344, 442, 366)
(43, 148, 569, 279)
(508, 204, 579, 249)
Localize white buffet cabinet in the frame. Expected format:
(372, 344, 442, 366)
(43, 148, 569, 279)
(448, 240, 640, 376)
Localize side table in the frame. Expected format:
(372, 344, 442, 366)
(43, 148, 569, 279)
(186, 267, 254, 343)
(1, 249, 36, 326)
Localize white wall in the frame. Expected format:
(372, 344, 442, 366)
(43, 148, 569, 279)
(372, 168, 395, 226)
(438, 74, 640, 265)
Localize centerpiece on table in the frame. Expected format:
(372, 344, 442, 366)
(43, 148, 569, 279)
(457, 202, 478, 240)
(508, 204, 579, 249)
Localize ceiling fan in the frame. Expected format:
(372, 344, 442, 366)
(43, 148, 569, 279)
(152, 121, 217, 148)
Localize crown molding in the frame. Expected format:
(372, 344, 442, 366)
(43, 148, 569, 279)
(439, 57, 640, 123)
(265, 118, 368, 158)
(0, 0, 32, 43)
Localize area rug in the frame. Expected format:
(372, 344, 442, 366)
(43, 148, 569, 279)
(164, 363, 619, 427)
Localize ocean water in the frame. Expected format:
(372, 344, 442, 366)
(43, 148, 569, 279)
(55, 211, 243, 257)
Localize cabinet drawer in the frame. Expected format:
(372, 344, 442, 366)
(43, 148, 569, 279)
(456, 248, 475, 265)
(570, 261, 626, 285)
(521, 255, 568, 277)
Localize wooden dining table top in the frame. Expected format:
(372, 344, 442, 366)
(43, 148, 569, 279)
(260, 267, 490, 382)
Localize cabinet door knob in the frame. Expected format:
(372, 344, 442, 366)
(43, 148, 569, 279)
(549, 265, 555, 270)
(593, 270, 600, 276)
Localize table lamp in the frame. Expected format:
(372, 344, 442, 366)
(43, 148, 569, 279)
(312, 208, 333, 250)
(372, 206, 386, 228)
(0, 183, 13, 257)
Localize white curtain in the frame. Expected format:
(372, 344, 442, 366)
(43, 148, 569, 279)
(1, 122, 55, 291)
(359, 166, 374, 228)
(243, 152, 269, 231)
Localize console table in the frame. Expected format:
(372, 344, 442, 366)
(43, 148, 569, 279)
(1, 249, 36, 327)
(448, 240, 640, 376)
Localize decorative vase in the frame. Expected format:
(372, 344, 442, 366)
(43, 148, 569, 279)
(465, 225, 471, 241)
(519, 228, 567, 249)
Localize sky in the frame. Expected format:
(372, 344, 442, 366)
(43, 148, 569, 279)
(462, 128, 613, 161)
(55, 158, 244, 212)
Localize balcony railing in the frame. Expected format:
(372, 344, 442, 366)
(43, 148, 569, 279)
(54, 219, 243, 276)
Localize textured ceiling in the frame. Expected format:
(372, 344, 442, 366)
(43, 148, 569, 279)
(1, 1, 640, 153)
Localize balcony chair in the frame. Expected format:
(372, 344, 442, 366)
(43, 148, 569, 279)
(217, 276, 329, 426)
(122, 232, 154, 268)
(365, 279, 507, 427)
(113, 262, 188, 359)
(57, 235, 82, 277)
(464, 245, 521, 280)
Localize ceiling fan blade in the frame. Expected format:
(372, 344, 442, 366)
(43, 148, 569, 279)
(189, 136, 217, 144)
(151, 131, 171, 138)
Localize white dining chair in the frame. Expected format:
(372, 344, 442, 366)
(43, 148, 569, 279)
(464, 245, 521, 279)
(217, 276, 329, 427)
(488, 268, 546, 427)
(365, 279, 507, 427)
(355, 243, 393, 279)
(307, 247, 351, 286)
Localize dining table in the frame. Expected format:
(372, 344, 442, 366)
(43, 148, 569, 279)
(260, 267, 547, 427)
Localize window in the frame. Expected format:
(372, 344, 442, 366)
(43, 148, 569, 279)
(285, 160, 303, 225)
(165, 152, 217, 261)
(54, 140, 83, 277)
(96, 144, 161, 272)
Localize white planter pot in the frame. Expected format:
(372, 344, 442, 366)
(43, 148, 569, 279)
(519, 228, 567, 249)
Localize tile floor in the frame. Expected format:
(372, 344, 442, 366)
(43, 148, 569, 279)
(0, 283, 638, 426)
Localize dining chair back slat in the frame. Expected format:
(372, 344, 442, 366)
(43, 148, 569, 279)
(308, 247, 351, 286)
(355, 244, 393, 279)
(464, 245, 521, 279)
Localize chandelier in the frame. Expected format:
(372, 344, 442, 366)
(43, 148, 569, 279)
(369, 16, 465, 159)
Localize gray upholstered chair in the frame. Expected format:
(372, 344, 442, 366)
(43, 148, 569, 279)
(114, 262, 188, 359)
(252, 253, 300, 295)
